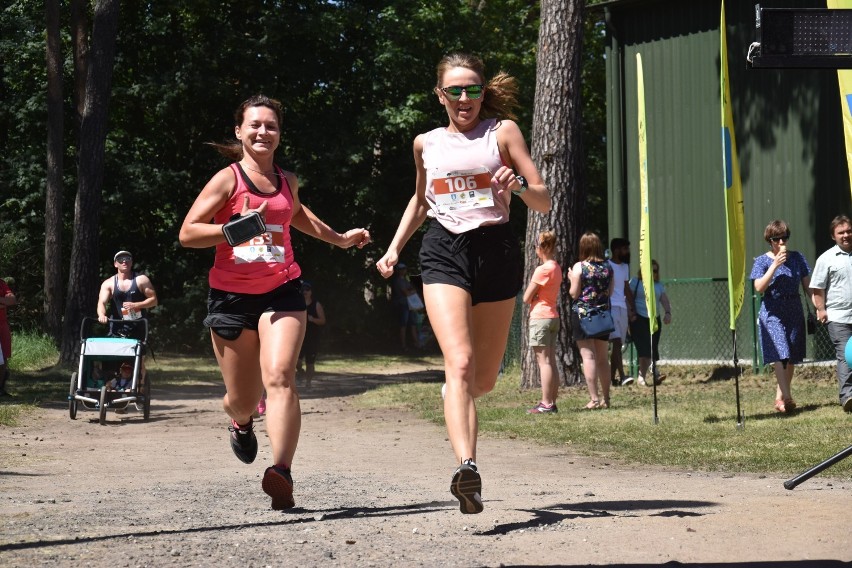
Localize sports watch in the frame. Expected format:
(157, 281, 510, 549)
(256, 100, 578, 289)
(512, 175, 528, 195)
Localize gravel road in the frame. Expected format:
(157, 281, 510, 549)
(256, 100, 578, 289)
(1, 365, 850, 567)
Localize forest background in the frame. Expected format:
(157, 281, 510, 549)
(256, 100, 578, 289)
(0, 0, 606, 361)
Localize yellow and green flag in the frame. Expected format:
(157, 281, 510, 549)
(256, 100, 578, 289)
(636, 53, 657, 333)
(828, 0, 852, 197)
(721, 0, 746, 331)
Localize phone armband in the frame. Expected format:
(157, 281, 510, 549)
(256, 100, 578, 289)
(222, 211, 267, 246)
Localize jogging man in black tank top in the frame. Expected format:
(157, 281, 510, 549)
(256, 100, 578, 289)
(97, 250, 158, 339)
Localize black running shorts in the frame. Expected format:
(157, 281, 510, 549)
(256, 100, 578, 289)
(419, 220, 522, 306)
(204, 279, 306, 339)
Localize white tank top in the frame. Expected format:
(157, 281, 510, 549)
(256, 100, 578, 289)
(422, 118, 511, 234)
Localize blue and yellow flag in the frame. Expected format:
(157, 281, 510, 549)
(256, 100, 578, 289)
(828, 0, 852, 197)
(637, 53, 657, 333)
(721, 1, 746, 331)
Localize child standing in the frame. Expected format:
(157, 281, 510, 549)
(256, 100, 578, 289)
(524, 230, 563, 413)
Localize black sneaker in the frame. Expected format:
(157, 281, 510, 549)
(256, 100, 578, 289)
(527, 402, 558, 414)
(450, 459, 483, 514)
(228, 418, 258, 464)
(262, 465, 295, 510)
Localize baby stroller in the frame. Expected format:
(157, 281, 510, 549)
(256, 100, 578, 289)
(68, 317, 151, 425)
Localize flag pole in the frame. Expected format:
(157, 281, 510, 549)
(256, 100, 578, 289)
(722, 0, 747, 427)
(732, 330, 744, 428)
(650, 339, 659, 424)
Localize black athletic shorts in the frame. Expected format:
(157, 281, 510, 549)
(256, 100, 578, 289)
(204, 279, 306, 340)
(419, 220, 522, 306)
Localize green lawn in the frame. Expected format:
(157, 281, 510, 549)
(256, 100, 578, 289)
(356, 363, 852, 477)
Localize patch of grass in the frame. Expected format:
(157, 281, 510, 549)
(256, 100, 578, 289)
(8, 329, 59, 371)
(356, 364, 852, 477)
(318, 352, 444, 374)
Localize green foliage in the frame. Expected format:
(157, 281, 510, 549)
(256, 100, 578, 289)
(0, 0, 605, 351)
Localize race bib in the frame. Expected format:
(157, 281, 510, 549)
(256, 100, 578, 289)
(121, 307, 141, 320)
(234, 223, 287, 264)
(432, 166, 495, 212)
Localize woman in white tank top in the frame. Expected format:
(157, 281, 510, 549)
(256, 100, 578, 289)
(376, 53, 551, 514)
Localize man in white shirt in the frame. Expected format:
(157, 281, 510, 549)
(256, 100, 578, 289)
(810, 215, 852, 412)
(608, 238, 634, 386)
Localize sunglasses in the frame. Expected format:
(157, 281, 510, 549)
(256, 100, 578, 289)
(116, 257, 132, 263)
(440, 84, 484, 101)
(769, 234, 790, 242)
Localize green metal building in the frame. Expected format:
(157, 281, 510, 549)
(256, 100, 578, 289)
(596, 0, 851, 364)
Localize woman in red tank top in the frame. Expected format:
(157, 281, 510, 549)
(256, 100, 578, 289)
(179, 95, 370, 511)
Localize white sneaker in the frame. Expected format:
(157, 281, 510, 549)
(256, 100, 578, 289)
(637, 375, 647, 387)
(621, 376, 635, 386)
(441, 383, 447, 400)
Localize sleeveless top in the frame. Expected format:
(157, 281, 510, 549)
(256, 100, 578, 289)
(109, 272, 148, 338)
(422, 118, 511, 234)
(209, 163, 301, 294)
(111, 273, 147, 320)
(574, 261, 612, 316)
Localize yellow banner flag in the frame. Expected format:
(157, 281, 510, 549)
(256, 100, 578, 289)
(636, 53, 657, 333)
(828, 0, 852, 197)
(721, 0, 746, 331)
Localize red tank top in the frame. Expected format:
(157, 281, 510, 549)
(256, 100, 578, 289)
(208, 163, 301, 293)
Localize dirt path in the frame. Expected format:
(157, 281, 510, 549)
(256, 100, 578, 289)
(1, 363, 850, 567)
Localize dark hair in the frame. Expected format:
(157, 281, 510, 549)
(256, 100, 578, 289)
(830, 215, 851, 236)
(578, 231, 604, 262)
(763, 219, 790, 242)
(435, 53, 519, 121)
(209, 95, 284, 161)
(610, 237, 629, 250)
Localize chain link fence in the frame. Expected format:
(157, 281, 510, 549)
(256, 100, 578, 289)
(504, 278, 835, 372)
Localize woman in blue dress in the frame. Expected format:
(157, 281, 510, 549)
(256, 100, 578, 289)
(749, 220, 813, 413)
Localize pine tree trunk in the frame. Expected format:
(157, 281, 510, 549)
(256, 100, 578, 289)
(44, 0, 64, 342)
(60, 0, 120, 363)
(522, 0, 586, 388)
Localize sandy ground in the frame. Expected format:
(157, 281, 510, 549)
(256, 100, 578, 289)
(1, 363, 850, 568)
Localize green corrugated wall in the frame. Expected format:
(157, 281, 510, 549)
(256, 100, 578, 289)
(604, 0, 851, 279)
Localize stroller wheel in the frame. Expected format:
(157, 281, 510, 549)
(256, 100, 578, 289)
(68, 373, 78, 420)
(98, 386, 108, 426)
(142, 373, 151, 421)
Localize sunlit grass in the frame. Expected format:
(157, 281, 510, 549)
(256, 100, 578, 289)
(357, 364, 852, 477)
(8, 330, 59, 371)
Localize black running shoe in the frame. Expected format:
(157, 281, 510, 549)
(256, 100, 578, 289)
(262, 465, 295, 510)
(450, 459, 483, 514)
(228, 418, 258, 464)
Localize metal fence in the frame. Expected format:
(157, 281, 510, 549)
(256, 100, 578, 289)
(504, 278, 835, 371)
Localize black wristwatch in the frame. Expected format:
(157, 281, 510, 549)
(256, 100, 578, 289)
(512, 175, 528, 195)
